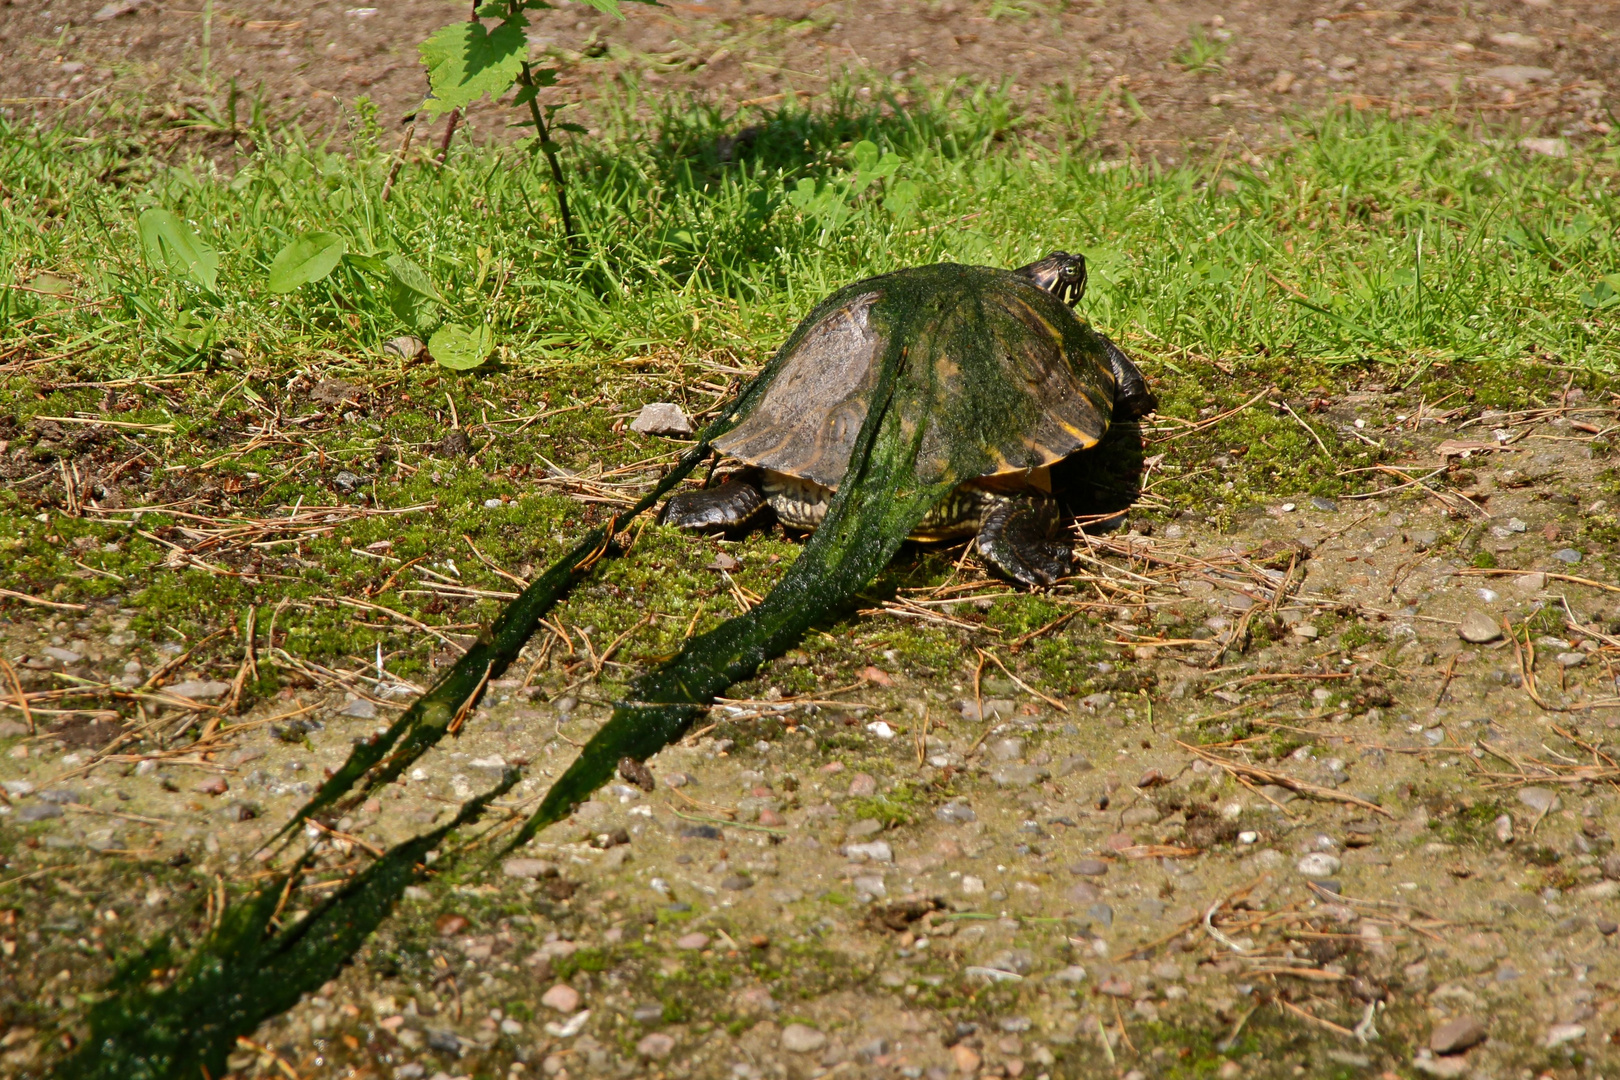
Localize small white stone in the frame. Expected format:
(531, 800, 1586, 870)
(629, 402, 694, 436)
(1296, 853, 1342, 879)
(865, 721, 895, 739)
(1281, 502, 1297, 512)
(1544, 1023, 1585, 1047)
(1518, 787, 1560, 814)
(961, 875, 986, 895)
(1238, 831, 1259, 844)
(780, 1024, 827, 1053)
(1520, 136, 1569, 158)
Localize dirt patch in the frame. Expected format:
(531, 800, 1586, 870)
(2, 0, 1616, 159)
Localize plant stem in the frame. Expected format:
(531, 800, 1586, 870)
(518, 60, 576, 240)
(436, 108, 461, 165)
(201, 0, 212, 84)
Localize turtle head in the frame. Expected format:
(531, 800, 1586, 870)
(1014, 251, 1087, 307)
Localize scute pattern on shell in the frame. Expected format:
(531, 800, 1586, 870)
(713, 262, 1116, 491)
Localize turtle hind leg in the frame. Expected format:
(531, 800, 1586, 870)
(660, 476, 768, 531)
(976, 495, 1071, 588)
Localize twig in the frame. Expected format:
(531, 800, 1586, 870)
(140, 629, 231, 691)
(976, 647, 1064, 710)
(1153, 387, 1273, 444)
(1434, 653, 1458, 707)
(0, 657, 33, 735)
(447, 660, 495, 736)
(463, 534, 529, 589)
(0, 587, 87, 612)
(670, 808, 785, 837)
(1276, 999, 1356, 1039)
(1277, 399, 1331, 457)
(1177, 741, 1393, 817)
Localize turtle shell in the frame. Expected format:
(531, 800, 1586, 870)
(714, 262, 1118, 491)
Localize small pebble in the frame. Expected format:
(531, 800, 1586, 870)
(1296, 853, 1342, 879)
(1518, 787, 1560, 814)
(1544, 1023, 1585, 1048)
(629, 402, 693, 436)
(675, 932, 710, 950)
(540, 984, 581, 1013)
(1429, 1016, 1487, 1055)
(636, 1032, 676, 1059)
(1554, 548, 1583, 564)
(780, 1023, 827, 1053)
(1457, 610, 1502, 644)
(1069, 858, 1109, 877)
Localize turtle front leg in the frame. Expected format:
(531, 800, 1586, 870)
(975, 495, 1071, 588)
(1097, 331, 1158, 419)
(660, 476, 768, 531)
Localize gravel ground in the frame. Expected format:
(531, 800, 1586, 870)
(8, 384, 1620, 1077)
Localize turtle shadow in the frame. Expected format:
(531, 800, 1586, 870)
(1051, 415, 1151, 533)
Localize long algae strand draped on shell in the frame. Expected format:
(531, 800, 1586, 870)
(62, 266, 1062, 1077)
(57, 330, 779, 1078)
(60, 772, 519, 1080)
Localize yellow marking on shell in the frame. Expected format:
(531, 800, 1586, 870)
(1055, 418, 1103, 449)
(1004, 294, 1068, 346)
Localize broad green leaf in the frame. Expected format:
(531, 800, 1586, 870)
(419, 18, 528, 118)
(267, 231, 347, 293)
(342, 252, 391, 276)
(386, 257, 442, 331)
(388, 286, 440, 333)
(787, 178, 817, 209)
(882, 179, 919, 218)
(852, 140, 880, 173)
(385, 255, 442, 302)
(137, 208, 219, 293)
(429, 323, 495, 370)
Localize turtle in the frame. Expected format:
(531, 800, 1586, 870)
(660, 252, 1156, 587)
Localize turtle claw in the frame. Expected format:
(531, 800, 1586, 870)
(660, 477, 768, 531)
(976, 497, 1071, 589)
